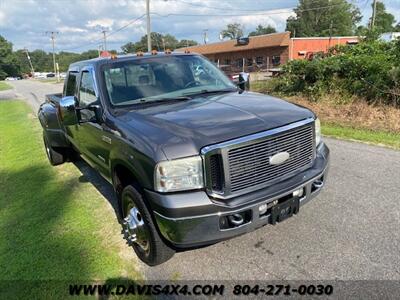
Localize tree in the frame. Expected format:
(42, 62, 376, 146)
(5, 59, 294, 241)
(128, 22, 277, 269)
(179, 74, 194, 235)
(176, 39, 198, 48)
(220, 23, 244, 39)
(371, 1, 396, 33)
(0, 35, 17, 79)
(286, 0, 361, 37)
(249, 25, 277, 37)
(121, 32, 197, 53)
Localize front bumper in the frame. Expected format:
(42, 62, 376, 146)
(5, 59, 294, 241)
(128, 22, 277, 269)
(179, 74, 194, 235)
(145, 142, 330, 248)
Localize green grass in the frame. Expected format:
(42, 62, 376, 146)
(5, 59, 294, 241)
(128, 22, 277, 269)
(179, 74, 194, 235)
(35, 78, 62, 84)
(322, 122, 400, 150)
(0, 100, 142, 298)
(0, 81, 12, 91)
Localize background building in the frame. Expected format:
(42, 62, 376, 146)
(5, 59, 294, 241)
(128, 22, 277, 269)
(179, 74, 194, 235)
(180, 32, 359, 73)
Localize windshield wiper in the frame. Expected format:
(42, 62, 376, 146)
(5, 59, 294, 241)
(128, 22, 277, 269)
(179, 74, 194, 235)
(124, 96, 192, 105)
(183, 88, 237, 97)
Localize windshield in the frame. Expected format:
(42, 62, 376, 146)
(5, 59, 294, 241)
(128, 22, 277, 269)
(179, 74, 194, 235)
(102, 55, 236, 106)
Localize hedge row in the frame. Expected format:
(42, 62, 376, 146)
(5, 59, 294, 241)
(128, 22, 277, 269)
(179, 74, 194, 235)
(270, 40, 400, 107)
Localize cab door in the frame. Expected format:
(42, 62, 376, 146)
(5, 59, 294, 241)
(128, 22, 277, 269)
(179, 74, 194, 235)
(76, 67, 111, 178)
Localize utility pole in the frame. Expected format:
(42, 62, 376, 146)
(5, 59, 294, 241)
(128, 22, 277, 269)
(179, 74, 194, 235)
(101, 29, 107, 51)
(203, 29, 208, 44)
(98, 44, 104, 57)
(371, 0, 377, 30)
(23, 47, 35, 76)
(46, 31, 59, 80)
(146, 0, 151, 52)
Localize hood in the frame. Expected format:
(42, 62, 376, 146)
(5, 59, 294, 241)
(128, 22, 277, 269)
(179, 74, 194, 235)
(116, 92, 314, 159)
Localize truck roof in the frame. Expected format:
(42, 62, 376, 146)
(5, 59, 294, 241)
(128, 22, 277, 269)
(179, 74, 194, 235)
(69, 51, 196, 71)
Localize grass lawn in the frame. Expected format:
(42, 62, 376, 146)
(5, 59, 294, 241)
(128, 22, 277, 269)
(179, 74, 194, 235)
(0, 81, 13, 91)
(322, 123, 400, 150)
(0, 100, 142, 298)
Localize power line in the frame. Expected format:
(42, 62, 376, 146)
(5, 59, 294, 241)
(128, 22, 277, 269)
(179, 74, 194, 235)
(150, 2, 351, 18)
(57, 2, 356, 53)
(174, 0, 344, 12)
(59, 14, 146, 52)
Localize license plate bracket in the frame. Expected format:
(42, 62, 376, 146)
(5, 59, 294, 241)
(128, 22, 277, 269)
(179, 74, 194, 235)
(271, 197, 300, 225)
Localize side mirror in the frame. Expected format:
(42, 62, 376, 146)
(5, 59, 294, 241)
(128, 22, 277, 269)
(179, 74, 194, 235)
(59, 96, 79, 126)
(237, 73, 250, 91)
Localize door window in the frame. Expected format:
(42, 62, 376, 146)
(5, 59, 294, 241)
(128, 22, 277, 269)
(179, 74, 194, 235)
(79, 71, 97, 107)
(64, 72, 78, 96)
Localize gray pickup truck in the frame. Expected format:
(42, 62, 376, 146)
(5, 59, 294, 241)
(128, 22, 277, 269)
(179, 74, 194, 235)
(38, 52, 329, 266)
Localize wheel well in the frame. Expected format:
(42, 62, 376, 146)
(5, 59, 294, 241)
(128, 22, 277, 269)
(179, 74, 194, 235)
(113, 164, 140, 198)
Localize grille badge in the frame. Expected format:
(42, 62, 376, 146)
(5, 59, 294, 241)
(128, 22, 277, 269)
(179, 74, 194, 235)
(269, 151, 290, 165)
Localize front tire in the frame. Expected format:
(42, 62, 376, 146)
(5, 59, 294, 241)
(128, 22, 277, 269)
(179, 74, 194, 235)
(121, 185, 175, 266)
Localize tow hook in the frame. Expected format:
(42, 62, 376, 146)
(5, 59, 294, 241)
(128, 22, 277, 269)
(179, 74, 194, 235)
(227, 213, 244, 226)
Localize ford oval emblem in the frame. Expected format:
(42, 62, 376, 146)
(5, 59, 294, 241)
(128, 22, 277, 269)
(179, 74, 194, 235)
(269, 151, 290, 165)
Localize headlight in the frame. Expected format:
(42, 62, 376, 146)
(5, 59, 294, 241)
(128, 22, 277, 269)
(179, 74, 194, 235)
(155, 156, 204, 192)
(315, 118, 321, 146)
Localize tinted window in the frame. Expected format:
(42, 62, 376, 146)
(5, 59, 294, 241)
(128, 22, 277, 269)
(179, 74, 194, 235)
(65, 72, 77, 96)
(79, 71, 97, 107)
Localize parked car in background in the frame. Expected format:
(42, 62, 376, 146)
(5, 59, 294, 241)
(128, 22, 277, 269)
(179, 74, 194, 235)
(38, 52, 329, 266)
(46, 73, 55, 78)
(5, 77, 20, 81)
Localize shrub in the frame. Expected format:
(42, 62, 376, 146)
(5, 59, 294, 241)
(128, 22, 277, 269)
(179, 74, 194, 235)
(272, 40, 400, 107)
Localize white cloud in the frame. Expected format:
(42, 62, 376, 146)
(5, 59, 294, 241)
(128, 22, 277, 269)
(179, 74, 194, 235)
(1, 0, 399, 53)
(57, 26, 87, 33)
(86, 18, 114, 30)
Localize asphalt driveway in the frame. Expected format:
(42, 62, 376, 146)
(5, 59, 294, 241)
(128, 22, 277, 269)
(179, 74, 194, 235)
(10, 79, 400, 281)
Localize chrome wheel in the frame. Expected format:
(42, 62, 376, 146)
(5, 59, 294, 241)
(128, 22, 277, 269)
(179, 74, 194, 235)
(123, 198, 150, 253)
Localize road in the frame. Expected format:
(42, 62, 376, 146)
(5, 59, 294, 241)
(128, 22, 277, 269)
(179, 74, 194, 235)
(8, 80, 400, 281)
(5, 79, 63, 113)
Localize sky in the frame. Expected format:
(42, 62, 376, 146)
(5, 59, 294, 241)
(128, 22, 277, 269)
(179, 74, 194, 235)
(0, 0, 399, 53)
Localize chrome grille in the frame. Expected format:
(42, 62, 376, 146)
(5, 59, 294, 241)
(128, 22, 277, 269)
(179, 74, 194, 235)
(228, 124, 314, 192)
(203, 119, 316, 199)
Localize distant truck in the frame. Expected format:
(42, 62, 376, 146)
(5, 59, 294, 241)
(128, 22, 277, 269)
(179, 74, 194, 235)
(38, 52, 329, 266)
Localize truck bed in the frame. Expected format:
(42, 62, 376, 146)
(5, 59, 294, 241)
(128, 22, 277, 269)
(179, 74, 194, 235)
(45, 93, 63, 105)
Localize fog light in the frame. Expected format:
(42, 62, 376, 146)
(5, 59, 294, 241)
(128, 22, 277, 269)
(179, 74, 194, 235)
(293, 188, 304, 197)
(259, 203, 268, 215)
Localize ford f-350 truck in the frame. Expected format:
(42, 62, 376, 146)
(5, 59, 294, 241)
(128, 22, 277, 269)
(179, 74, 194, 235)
(38, 52, 329, 266)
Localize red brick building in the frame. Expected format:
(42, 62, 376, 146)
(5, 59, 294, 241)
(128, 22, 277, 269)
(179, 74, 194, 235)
(179, 32, 358, 72)
(290, 36, 358, 60)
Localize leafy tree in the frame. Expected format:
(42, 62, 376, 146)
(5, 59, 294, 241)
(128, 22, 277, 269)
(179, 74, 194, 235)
(121, 32, 198, 53)
(220, 23, 244, 39)
(176, 39, 198, 48)
(0, 35, 17, 79)
(286, 0, 361, 37)
(371, 1, 396, 33)
(249, 25, 277, 37)
(356, 2, 397, 39)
